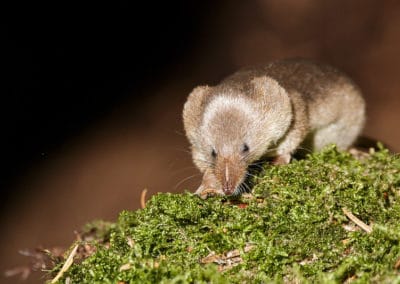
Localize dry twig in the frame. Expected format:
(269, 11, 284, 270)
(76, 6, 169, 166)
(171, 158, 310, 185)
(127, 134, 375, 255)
(51, 244, 79, 283)
(200, 244, 254, 271)
(140, 189, 148, 209)
(342, 208, 372, 233)
(395, 258, 400, 270)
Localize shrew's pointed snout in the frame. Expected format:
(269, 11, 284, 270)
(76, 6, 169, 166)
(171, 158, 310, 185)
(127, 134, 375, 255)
(215, 157, 246, 196)
(222, 163, 235, 195)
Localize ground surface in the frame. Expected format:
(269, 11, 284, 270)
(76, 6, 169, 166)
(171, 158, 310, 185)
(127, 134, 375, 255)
(37, 146, 400, 283)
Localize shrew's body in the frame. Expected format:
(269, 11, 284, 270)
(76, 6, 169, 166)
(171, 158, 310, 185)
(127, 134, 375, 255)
(183, 59, 365, 196)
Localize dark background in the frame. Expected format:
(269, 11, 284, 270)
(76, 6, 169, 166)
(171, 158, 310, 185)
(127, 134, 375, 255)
(2, 1, 400, 283)
(2, 1, 207, 199)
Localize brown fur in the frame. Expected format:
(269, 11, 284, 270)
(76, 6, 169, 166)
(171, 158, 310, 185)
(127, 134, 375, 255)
(183, 59, 365, 196)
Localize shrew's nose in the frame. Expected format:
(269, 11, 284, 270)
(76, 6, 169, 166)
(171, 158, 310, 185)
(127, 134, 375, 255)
(223, 164, 235, 195)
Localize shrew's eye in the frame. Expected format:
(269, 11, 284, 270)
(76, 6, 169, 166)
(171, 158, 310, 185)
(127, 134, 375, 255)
(242, 143, 249, 153)
(211, 149, 217, 158)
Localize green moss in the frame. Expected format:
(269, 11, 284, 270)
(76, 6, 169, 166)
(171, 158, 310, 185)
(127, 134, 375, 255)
(51, 145, 400, 283)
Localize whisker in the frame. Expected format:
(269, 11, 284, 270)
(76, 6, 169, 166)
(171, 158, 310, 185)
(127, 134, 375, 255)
(174, 130, 186, 137)
(174, 173, 202, 189)
(241, 184, 247, 195)
(295, 146, 313, 153)
(248, 163, 264, 170)
(169, 147, 193, 155)
(245, 172, 259, 179)
(262, 147, 280, 155)
(240, 146, 280, 163)
(241, 181, 251, 192)
(236, 184, 245, 195)
(170, 166, 201, 176)
(193, 158, 214, 167)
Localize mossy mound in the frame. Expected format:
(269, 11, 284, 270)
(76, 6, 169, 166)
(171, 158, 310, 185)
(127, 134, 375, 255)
(51, 145, 400, 283)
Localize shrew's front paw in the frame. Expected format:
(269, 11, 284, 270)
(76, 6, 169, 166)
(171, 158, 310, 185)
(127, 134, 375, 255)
(194, 170, 223, 199)
(196, 186, 223, 199)
(272, 153, 291, 165)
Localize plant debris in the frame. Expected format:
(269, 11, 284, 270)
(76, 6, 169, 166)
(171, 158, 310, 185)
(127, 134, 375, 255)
(20, 145, 400, 283)
(342, 207, 373, 233)
(50, 244, 79, 283)
(200, 243, 254, 272)
(4, 246, 64, 281)
(140, 189, 148, 209)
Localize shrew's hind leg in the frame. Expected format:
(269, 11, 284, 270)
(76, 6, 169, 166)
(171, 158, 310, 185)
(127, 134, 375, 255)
(313, 108, 365, 151)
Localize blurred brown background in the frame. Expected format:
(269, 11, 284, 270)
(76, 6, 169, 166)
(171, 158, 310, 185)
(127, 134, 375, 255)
(2, 1, 400, 283)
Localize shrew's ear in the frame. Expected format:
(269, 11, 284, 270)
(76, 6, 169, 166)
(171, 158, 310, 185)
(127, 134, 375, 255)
(182, 86, 211, 144)
(250, 76, 290, 110)
(250, 76, 293, 140)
